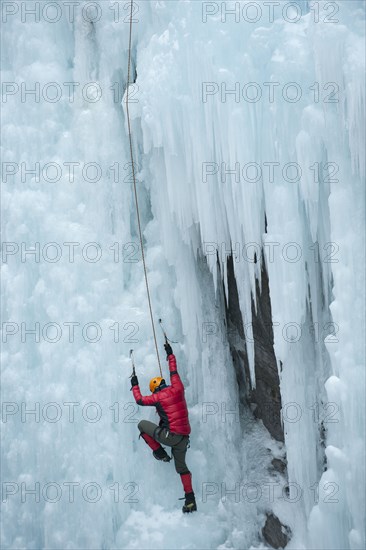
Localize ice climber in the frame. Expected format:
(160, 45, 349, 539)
(131, 343, 197, 513)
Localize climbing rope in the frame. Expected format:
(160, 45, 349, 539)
(126, 0, 162, 376)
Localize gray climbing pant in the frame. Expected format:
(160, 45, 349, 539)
(138, 420, 190, 474)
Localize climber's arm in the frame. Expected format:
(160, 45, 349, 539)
(167, 353, 185, 392)
(131, 379, 158, 406)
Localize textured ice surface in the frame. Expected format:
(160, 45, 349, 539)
(1, 1, 365, 548)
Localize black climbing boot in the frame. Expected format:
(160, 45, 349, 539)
(153, 447, 171, 462)
(182, 492, 197, 513)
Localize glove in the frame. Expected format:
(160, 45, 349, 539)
(131, 375, 139, 387)
(164, 343, 173, 359)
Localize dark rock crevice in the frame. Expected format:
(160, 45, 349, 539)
(219, 253, 290, 548)
(223, 255, 284, 442)
(262, 513, 292, 549)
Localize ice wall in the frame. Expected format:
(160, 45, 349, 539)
(1, 1, 365, 549)
(1, 2, 254, 548)
(132, 0, 365, 547)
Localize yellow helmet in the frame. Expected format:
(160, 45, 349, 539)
(149, 376, 164, 393)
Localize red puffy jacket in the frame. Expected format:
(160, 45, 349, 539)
(132, 354, 191, 435)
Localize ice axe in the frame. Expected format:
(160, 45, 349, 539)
(129, 349, 136, 378)
(158, 319, 178, 344)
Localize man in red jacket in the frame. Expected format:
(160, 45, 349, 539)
(131, 343, 196, 513)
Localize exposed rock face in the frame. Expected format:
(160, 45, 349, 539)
(251, 264, 284, 442)
(224, 256, 252, 407)
(224, 256, 284, 442)
(262, 513, 291, 549)
(223, 257, 290, 547)
(271, 457, 287, 475)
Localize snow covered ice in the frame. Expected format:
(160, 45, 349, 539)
(1, 1, 365, 549)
